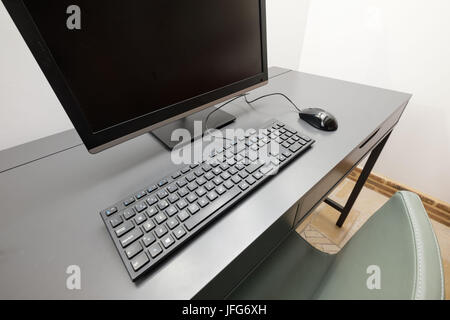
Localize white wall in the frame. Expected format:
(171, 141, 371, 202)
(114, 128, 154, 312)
(300, 0, 450, 202)
(266, 0, 310, 70)
(0, 3, 73, 151)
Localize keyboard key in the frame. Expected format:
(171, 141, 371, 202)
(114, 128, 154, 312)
(300, 134, 311, 142)
(181, 166, 190, 174)
(196, 187, 207, 197)
(172, 171, 181, 179)
(213, 177, 223, 186)
(198, 198, 209, 208)
(142, 233, 156, 247)
(202, 164, 212, 172)
(253, 172, 263, 180)
(246, 177, 256, 185)
(176, 199, 188, 210)
(205, 172, 215, 181)
(166, 206, 178, 217)
(167, 217, 179, 229)
(167, 184, 178, 193)
(260, 165, 275, 175)
(130, 253, 149, 271)
(120, 228, 143, 248)
(146, 195, 158, 206)
(231, 175, 241, 184)
(135, 201, 148, 212)
(239, 182, 249, 191)
(148, 243, 163, 258)
(185, 188, 241, 231)
(221, 172, 231, 180)
(123, 209, 136, 220)
(207, 191, 218, 201)
(125, 242, 143, 259)
(123, 197, 135, 206)
(194, 169, 204, 177)
(173, 226, 187, 239)
(187, 194, 198, 203)
(155, 225, 168, 238)
(177, 210, 190, 222)
(158, 179, 168, 187)
(216, 185, 226, 195)
(136, 190, 147, 199)
(104, 207, 117, 216)
(289, 143, 302, 153)
(224, 180, 234, 189)
(161, 234, 175, 249)
(238, 171, 249, 179)
(168, 193, 179, 203)
(155, 212, 167, 224)
(177, 179, 188, 188)
(197, 177, 207, 185)
(186, 174, 196, 182)
(245, 162, 264, 174)
(134, 212, 147, 225)
(157, 190, 168, 199)
(187, 182, 198, 191)
(110, 216, 123, 228)
(212, 168, 221, 175)
(142, 220, 155, 232)
(157, 200, 169, 210)
(188, 204, 200, 215)
(178, 187, 189, 197)
(115, 221, 134, 237)
(205, 182, 215, 191)
(147, 185, 158, 194)
(190, 163, 199, 169)
(147, 206, 158, 217)
(282, 151, 292, 158)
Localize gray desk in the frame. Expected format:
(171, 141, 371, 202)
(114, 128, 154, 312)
(0, 68, 411, 299)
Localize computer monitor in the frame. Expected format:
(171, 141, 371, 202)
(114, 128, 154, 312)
(3, 0, 268, 153)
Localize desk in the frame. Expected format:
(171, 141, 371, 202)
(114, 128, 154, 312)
(0, 68, 411, 299)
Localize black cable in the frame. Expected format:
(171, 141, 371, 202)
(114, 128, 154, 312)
(203, 92, 301, 142)
(244, 92, 302, 113)
(203, 94, 246, 140)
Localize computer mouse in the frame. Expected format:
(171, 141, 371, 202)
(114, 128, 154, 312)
(299, 108, 338, 131)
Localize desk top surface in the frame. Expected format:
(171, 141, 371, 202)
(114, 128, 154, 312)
(0, 68, 411, 299)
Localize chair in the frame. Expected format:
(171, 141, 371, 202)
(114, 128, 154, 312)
(229, 192, 445, 300)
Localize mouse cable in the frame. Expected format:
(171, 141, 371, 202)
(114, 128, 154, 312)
(244, 92, 303, 113)
(203, 92, 302, 142)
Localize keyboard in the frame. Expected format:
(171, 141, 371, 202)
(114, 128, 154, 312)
(100, 119, 315, 281)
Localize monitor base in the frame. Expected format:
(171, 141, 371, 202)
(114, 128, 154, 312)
(151, 107, 236, 150)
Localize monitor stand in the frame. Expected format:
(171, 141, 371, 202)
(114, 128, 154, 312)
(151, 106, 236, 150)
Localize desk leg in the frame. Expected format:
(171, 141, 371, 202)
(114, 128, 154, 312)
(325, 132, 392, 227)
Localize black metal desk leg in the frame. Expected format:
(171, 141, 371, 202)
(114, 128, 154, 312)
(333, 132, 392, 227)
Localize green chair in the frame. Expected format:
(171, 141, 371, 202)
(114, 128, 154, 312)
(229, 192, 445, 300)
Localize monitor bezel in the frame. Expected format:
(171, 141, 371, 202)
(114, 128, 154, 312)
(2, 0, 268, 153)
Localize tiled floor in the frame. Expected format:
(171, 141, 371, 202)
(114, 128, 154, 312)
(296, 178, 450, 299)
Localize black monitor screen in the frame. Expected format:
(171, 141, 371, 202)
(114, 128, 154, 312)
(22, 0, 264, 133)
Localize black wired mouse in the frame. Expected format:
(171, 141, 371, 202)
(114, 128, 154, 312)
(299, 108, 338, 131)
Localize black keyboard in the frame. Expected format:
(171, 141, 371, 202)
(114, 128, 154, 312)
(100, 119, 315, 281)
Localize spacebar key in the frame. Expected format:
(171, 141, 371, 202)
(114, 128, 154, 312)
(184, 188, 242, 231)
